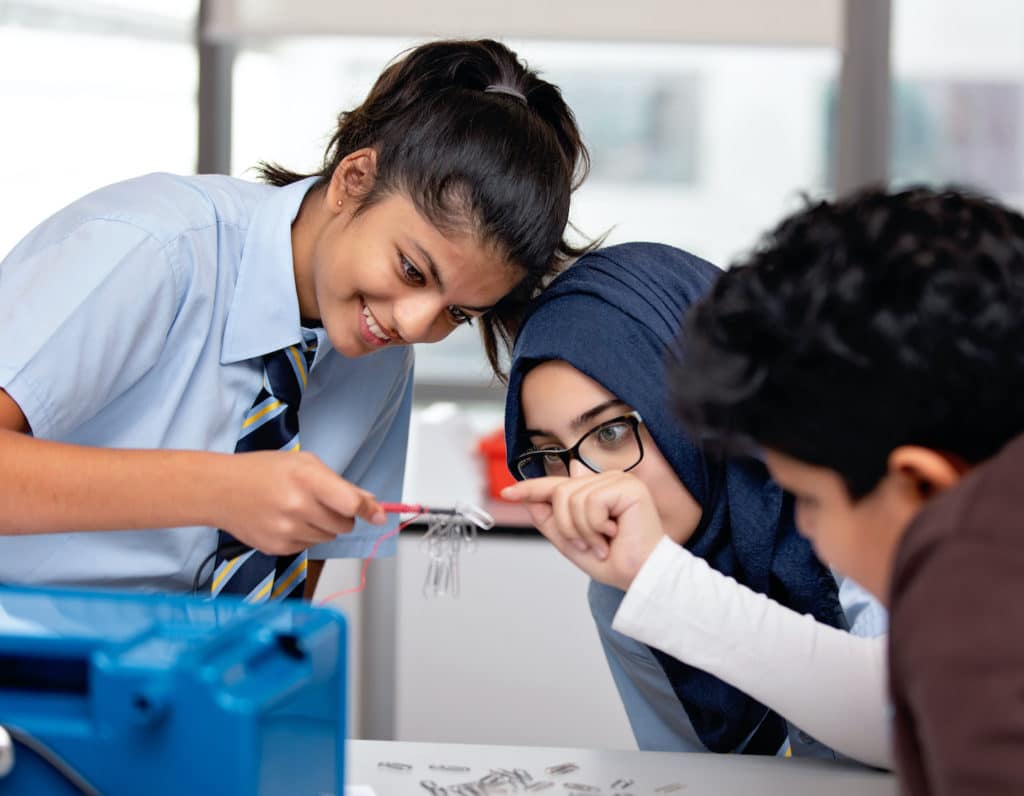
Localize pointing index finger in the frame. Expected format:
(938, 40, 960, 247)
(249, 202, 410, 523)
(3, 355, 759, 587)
(500, 477, 567, 503)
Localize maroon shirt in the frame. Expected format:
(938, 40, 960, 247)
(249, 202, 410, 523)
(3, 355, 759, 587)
(890, 434, 1024, 795)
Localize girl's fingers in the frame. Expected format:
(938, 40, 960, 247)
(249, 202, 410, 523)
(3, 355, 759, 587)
(502, 476, 588, 549)
(567, 480, 610, 559)
(532, 516, 597, 572)
(524, 501, 554, 530)
(549, 481, 586, 552)
(308, 465, 383, 524)
(584, 486, 619, 546)
(500, 477, 564, 503)
(304, 501, 358, 538)
(502, 474, 636, 558)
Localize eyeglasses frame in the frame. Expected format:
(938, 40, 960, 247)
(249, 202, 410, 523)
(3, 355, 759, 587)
(514, 410, 645, 480)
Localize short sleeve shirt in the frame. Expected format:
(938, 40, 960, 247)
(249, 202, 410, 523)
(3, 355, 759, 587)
(0, 173, 414, 592)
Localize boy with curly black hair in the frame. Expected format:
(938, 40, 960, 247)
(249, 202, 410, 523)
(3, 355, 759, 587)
(675, 186, 1024, 794)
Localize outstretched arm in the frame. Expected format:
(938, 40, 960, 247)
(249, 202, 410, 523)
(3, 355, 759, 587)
(502, 473, 892, 768)
(0, 390, 384, 554)
(617, 537, 891, 768)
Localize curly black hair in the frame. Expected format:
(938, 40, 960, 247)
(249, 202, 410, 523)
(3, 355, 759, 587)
(673, 185, 1024, 498)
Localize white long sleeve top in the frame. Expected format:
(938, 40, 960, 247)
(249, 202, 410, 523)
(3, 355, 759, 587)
(612, 536, 892, 769)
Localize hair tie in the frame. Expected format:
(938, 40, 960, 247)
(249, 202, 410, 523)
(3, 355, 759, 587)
(484, 84, 528, 105)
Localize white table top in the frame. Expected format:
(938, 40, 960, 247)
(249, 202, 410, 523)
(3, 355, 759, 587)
(347, 739, 897, 796)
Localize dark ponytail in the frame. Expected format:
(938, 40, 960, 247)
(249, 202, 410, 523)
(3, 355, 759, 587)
(256, 39, 591, 380)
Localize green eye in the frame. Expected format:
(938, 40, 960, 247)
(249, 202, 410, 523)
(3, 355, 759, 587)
(596, 423, 628, 444)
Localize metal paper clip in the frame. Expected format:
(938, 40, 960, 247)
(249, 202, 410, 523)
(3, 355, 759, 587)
(378, 760, 413, 771)
(544, 762, 579, 776)
(381, 502, 493, 598)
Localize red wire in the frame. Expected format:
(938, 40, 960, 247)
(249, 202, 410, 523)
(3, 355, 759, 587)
(316, 515, 421, 603)
(379, 502, 426, 514)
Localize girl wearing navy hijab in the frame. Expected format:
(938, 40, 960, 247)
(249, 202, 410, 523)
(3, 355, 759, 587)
(502, 243, 890, 764)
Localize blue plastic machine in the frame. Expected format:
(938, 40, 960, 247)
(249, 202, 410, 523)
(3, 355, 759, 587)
(0, 586, 347, 795)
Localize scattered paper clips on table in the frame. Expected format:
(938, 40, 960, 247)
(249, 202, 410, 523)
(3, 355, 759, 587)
(377, 760, 413, 771)
(408, 760, 671, 796)
(420, 767, 537, 795)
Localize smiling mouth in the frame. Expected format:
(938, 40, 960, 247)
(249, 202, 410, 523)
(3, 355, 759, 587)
(360, 300, 392, 345)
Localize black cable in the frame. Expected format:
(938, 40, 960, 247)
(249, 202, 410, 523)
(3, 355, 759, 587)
(191, 540, 254, 594)
(191, 548, 220, 594)
(3, 725, 102, 796)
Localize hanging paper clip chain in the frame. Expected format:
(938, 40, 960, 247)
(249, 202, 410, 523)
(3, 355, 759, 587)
(381, 502, 494, 598)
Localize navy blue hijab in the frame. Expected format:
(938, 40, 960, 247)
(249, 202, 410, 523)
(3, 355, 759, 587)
(505, 242, 846, 753)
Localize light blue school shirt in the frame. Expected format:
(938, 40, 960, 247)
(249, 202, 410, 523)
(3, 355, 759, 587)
(0, 173, 414, 593)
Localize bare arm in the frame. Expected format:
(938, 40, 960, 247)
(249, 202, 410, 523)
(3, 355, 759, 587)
(0, 389, 28, 433)
(0, 388, 231, 535)
(0, 389, 385, 553)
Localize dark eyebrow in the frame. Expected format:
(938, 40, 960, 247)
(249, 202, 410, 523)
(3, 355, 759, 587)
(571, 399, 629, 431)
(524, 399, 629, 439)
(411, 241, 496, 315)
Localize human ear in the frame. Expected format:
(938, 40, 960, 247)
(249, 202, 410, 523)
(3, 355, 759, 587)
(887, 446, 963, 502)
(328, 147, 379, 207)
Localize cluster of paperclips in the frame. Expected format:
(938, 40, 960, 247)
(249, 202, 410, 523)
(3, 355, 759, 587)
(383, 757, 677, 795)
(420, 767, 538, 795)
(418, 503, 492, 598)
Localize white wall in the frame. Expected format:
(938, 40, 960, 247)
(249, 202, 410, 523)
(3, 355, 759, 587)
(393, 533, 635, 749)
(314, 534, 636, 749)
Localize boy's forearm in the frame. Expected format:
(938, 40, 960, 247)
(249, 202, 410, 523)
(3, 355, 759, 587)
(0, 428, 231, 535)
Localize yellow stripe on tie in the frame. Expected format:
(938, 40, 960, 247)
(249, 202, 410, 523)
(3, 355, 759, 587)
(271, 559, 308, 599)
(247, 578, 274, 603)
(242, 400, 282, 429)
(211, 555, 246, 593)
(288, 345, 308, 388)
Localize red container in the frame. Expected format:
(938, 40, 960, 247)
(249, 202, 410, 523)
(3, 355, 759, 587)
(477, 427, 517, 500)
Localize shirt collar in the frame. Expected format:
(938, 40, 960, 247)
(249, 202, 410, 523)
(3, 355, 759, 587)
(221, 176, 321, 365)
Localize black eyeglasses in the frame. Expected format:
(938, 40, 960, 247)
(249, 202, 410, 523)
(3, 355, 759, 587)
(515, 411, 645, 479)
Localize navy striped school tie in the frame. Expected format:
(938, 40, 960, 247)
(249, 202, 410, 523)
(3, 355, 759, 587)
(211, 333, 318, 601)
